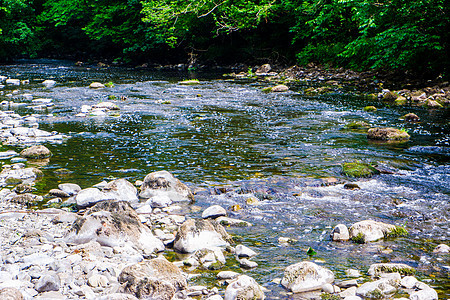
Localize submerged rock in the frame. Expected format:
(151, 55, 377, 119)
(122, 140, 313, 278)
(367, 127, 410, 141)
(224, 275, 265, 300)
(118, 257, 187, 299)
(342, 162, 379, 178)
(173, 219, 232, 253)
(349, 220, 407, 243)
(65, 200, 164, 253)
(281, 261, 334, 293)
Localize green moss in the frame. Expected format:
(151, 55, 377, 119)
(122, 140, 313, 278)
(320, 293, 340, 300)
(387, 225, 408, 237)
(262, 87, 272, 93)
(395, 96, 408, 105)
(108, 95, 117, 100)
(346, 121, 369, 129)
(105, 81, 114, 88)
(342, 162, 380, 178)
(367, 289, 384, 299)
(351, 232, 365, 244)
(363, 106, 377, 112)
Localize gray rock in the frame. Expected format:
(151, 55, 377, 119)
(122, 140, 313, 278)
(409, 288, 438, 300)
(340, 286, 357, 298)
(34, 291, 66, 299)
(92, 102, 119, 110)
(35, 273, 61, 292)
(281, 261, 334, 293)
(139, 171, 194, 205)
(331, 224, 350, 241)
(216, 216, 252, 227)
(87, 274, 108, 288)
(349, 220, 404, 243)
(5, 79, 20, 86)
(118, 257, 187, 300)
(42, 80, 56, 88)
(356, 279, 396, 298)
(345, 269, 362, 278)
(89, 82, 105, 89)
(186, 247, 225, 269)
(256, 64, 271, 74)
(20, 145, 52, 159)
(0, 166, 42, 187)
(343, 297, 361, 300)
(75, 188, 107, 208)
(235, 245, 257, 258)
(0, 287, 23, 300)
(432, 243, 449, 253)
(271, 85, 289, 92)
(48, 189, 70, 198)
(239, 258, 258, 269)
(102, 178, 138, 205)
(96, 294, 139, 300)
(401, 276, 418, 289)
(202, 205, 227, 219)
(322, 283, 334, 293)
(58, 183, 81, 196)
(173, 219, 232, 253)
(65, 200, 164, 253)
(217, 271, 240, 280)
(51, 211, 78, 224)
(336, 279, 358, 288)
(224, 275, 265, 300)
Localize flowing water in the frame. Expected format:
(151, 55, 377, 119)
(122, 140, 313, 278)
(1, 60, 449, 298)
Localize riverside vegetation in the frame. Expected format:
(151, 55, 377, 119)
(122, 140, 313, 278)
(0, 61, 449, 299)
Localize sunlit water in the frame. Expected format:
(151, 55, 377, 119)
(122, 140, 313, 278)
(1, 60, 449, 298)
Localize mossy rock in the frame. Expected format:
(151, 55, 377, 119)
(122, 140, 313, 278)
(363, 106, 377, 112)
(394, 96, 408, 106)
(179, 79, 200, 85)
(20, 145, 52, 159)
(342, 162, 380, 178)
(382, 91, 398, 101)
(367, 127, 410, 141)
(346, 121, 369, 129)
(262, 87, 273, 93)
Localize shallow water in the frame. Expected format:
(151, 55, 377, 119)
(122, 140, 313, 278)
(1, 60, 449, 298)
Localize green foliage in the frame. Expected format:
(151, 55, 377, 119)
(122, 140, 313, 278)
(0, 0, 447, 77)
(342, 162, 380, 178)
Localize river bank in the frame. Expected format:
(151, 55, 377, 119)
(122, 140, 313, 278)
(0, 61, 448, 299)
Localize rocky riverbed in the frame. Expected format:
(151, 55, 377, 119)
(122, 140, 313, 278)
(0, 61, 449, 299)
(0, 157, 447, 299)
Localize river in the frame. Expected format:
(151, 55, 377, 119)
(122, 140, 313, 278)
(0, 60, 449, 298)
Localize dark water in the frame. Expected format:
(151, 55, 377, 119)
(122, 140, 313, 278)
(1, 60, 449, 298)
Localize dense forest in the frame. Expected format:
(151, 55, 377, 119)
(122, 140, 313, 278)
(0, 0, 448, 78)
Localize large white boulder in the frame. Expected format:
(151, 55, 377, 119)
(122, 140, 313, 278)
(173, 219, 232, 253)
(281, 261, 334, 293)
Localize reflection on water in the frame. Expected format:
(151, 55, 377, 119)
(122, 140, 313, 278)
(0, 60, 449, 297)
